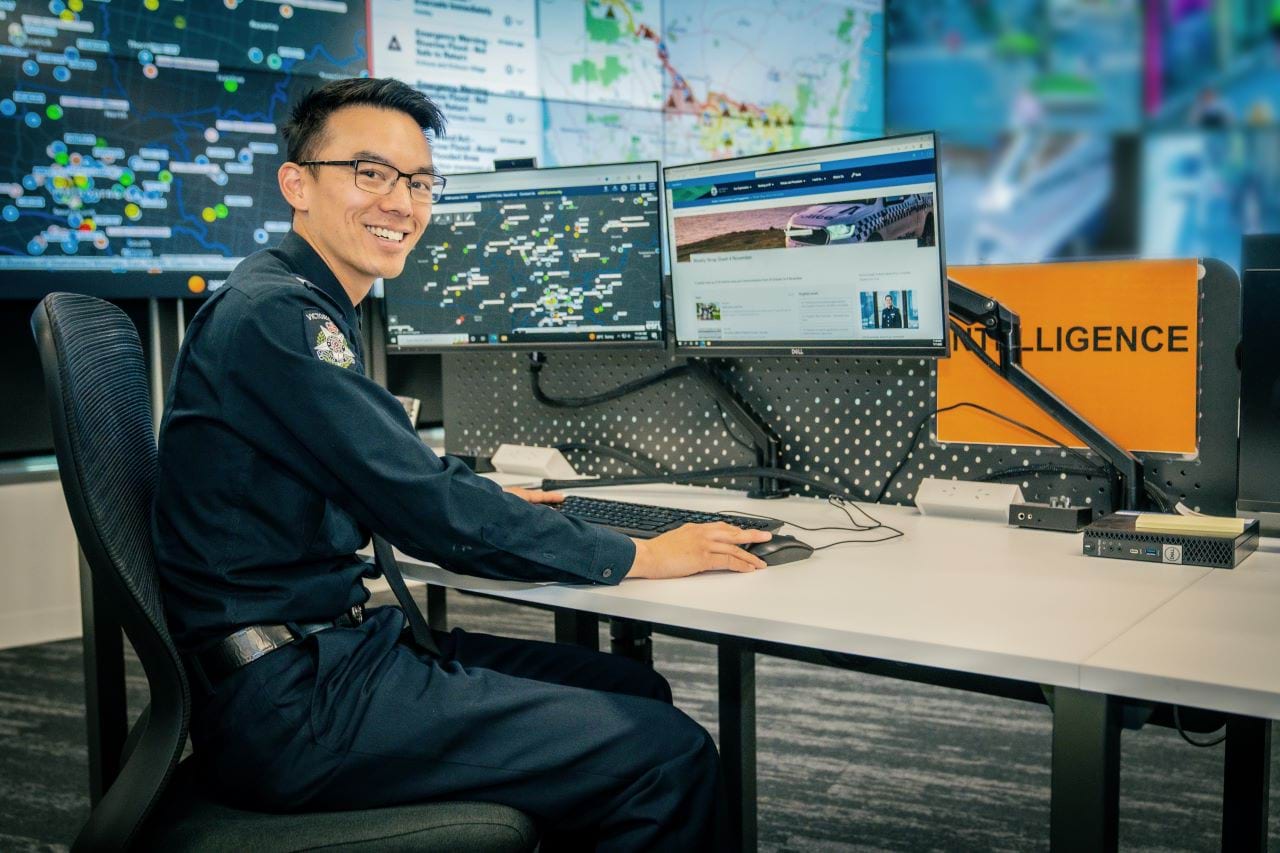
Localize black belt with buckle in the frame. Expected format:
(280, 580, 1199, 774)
(187, 604, 364, 692)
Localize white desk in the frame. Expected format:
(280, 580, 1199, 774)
(1082, 539, 1280, 719)
(401, 484, 1210, 687)
(1079, 540, 1280, 852)
(396, 483, 1279, 852)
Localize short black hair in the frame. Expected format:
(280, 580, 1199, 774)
(281, 77, 446, 164)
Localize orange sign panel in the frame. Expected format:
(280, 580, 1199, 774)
(937, 260, 1199, 455)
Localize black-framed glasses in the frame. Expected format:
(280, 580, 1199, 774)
(298, 159, 447, 203)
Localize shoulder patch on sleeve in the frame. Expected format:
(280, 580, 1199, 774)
(303, 309, 356, 368)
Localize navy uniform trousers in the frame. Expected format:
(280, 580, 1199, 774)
(190, 606, 725, 851)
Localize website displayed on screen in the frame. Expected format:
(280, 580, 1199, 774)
(384, 162, 664, 350)
(663, 132, 948, 356)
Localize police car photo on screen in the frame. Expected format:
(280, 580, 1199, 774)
(663, 132, 949, 357)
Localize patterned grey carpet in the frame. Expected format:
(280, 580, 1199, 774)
(1, 588, 1276, 852)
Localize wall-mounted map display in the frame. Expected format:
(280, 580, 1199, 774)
(0, 0, 883, 297)
(371, 0, 885, 171)
(0, 0, 368, 297)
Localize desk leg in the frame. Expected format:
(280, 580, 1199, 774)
(718, 640, 757, 852)
(1222, 716, 1271, 852)
(1050, 688, 1119, 853)
(79, 550, 126, 807)
(553, 608, 599, 651)
(610, 619, 652, 665)
(425, 583, 447, 631)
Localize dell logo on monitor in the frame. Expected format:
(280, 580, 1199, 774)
(791, 347, 805, 356)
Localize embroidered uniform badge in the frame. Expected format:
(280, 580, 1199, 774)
(304, 309, 356, 368)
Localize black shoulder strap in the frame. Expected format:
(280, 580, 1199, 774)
(371, 534, 442, 656)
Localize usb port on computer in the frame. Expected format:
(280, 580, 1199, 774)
(1144, 547, 1158, 556)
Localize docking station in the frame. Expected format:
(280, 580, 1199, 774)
(1009, 502, 1093, 532)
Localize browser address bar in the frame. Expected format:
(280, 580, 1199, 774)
(754, 163, 820, 178)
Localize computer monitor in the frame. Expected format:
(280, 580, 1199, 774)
(383, 162, 665, 351)
(0, 3, 366, 299)
(663, 132, 948, 357)
(1237, 243, 1280, 534)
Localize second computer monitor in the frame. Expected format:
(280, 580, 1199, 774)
(663, 132, 949, 357)
(384, 162, 665, 351)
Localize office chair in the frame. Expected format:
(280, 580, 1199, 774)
(32, 293, 538, 852)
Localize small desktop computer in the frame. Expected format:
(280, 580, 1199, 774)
(382, 161, 665, 351)
(661, 131, 949, 358)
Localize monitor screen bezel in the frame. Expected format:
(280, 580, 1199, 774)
(662, 132, 950, 359)
(1237, 265, 1280, 515)
(0, 270, 223, 300)
(383, 160, 669, 354)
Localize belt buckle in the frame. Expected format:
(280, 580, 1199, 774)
(349, 604, 364, 626)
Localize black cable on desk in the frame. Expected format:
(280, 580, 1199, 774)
(554, 443, 666, 477)
(528, 351, 689, 408)
(715, 402, 755, 450)
(719, 495, 905, 545)
(545, 466, 907, 547)
(542, 464, 844, 498)
(977, 467, 1176, 513)
(528, 356, 758, 465)
(980, 465, 1104, 482)
(874, 401, 1110, 505)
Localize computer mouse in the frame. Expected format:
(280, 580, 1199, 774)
(744, 534, 813, 566)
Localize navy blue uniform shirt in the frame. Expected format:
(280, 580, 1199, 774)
(153, 231, 634, 653)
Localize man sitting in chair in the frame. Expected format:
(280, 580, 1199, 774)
(152, 77, 771, 850)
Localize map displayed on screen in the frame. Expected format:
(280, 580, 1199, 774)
(657, 0, 884, 162)
(0, 0, 367, 296)
(370, 0, 885, 171)
(77, 0, 368, 79)
(0, 0, 884, 297)
(385, 162, 664, 349)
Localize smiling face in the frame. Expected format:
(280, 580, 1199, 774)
(279, 104, 433, 303)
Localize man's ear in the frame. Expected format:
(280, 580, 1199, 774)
(278, 162, 308, 214)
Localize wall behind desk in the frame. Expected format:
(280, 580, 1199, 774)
(442, 347, 1236, 515)
(441, 257, 1240, 515)
(0, 475, 79, 650)
(2, 301, 56, 458)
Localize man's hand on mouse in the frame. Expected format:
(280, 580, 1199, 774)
(627, 523, 772, 579)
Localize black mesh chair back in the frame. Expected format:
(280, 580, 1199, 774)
(32, 293, 537, 852)
(32, 292, 186, 850)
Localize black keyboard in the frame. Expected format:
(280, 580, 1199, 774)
(557, 494, 782, 539)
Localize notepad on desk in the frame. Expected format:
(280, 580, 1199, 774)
(1132, 513, 1249, 536)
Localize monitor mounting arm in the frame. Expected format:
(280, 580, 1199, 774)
(947, 279, 1146, 511)
(685, 358, 788, 499)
